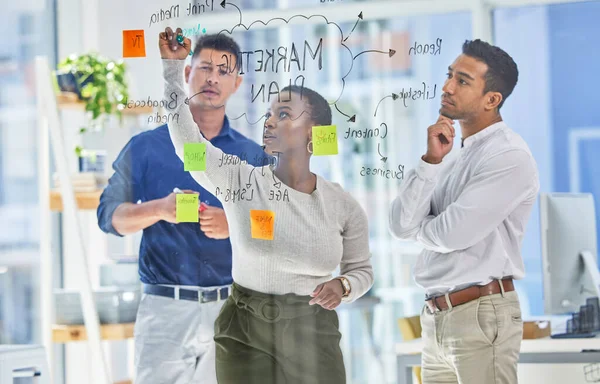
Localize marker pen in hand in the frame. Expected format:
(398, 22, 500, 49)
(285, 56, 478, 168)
(173, 187, 184, 194)
(199, 200, 210, 212)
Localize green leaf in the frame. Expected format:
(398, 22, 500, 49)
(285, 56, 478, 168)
(79, 127, 87, 134)
(74, 145, 83, 156)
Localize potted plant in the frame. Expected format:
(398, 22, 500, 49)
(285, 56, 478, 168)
(55, 52, 129, 158)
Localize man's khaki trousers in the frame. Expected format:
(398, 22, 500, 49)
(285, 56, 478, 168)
(420, 291, 523, 384)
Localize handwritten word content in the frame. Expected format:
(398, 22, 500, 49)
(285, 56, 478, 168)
(176, 193, 199, 223)
(269, 189, 290, 202)
(122, 30, 146, 58)
(250, 210, 275, 240)
(344, 123, 387, 139)
(184, 143, 206, 172)
(149, 5, 180, 28)
(398, 82, 438, 107)
(409, 39, 442, 56)
(360, 164, 404, 180)
(148, 112, 179, 125)
(124, 92, 178, 109)
(187, 0, 214, 16)
(215, 187, 254, 203)
(312, 125, 338, 156)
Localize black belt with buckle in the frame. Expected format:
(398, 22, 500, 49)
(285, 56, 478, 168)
(143, 284, 230, 303)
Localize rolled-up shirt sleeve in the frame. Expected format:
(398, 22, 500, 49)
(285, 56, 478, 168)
(415, 149, 538, 253)
(97, 136, 145, 237)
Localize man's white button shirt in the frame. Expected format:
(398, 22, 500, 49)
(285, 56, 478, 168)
(389, 121, 540, 297)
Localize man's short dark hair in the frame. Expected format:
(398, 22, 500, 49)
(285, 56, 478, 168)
(281, 85, 332, 126)
(192, 33, 241, 71)
(462, 39, 518, 110)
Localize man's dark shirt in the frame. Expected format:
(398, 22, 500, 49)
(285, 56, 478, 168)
(97, 119, 267, 286)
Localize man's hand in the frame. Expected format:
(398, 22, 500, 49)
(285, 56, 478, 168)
(309, 279, 345, 310)
(199, 206, 230, 239)
(423, 115, 455, 164)
(155, 190, 197, 223)
(158, 27, 192, 60)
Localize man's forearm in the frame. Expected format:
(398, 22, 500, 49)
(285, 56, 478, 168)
(111, 201, 162, 235)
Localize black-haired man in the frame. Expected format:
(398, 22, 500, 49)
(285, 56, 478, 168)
(97, 32, 267, 384)
(390, 39, 539, 383)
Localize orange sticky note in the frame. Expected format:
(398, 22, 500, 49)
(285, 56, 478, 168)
(123, 30, 146, 58)
(250, 210, 275, 240)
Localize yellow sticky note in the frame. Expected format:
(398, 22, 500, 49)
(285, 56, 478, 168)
(184, 143, 206, 171)
(123, 30, 146, 58)
(312, 125, 338, 156)
(250, 210, 275, 240)
(176, 193, 199, 223)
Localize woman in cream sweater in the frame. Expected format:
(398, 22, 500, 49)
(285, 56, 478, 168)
(158, 27, 373, 383)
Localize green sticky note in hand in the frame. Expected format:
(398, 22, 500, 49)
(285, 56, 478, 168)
(176, 193, 199, 223)
(184, 143, 206, 171)
(312, 125, 338, 156)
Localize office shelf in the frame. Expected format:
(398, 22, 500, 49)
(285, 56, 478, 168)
(52, 323, 134, 343)
(49, 189, 102, 211)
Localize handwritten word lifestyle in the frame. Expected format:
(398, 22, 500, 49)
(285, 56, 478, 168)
(124, 92, 178, 109)
(215, 187, 254, 203)
(360, 164, 404, 180)
(408, 39, 442, 56)
(344, 123, 387, 139)
(148, 112, 179, 125)
(397, 82, 438, 107)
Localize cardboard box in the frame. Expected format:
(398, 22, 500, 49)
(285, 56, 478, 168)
(523, 321, 551, 339)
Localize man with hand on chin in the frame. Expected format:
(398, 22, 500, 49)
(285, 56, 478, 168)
(389, 39, 539, 384)
(97, 29, 266, 384)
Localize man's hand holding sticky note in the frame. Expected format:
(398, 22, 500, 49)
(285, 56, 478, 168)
(176, 193, 199, 223)
(184, 143, 207, 171)
(312, 125, 338, 156)
(250, 210, 275, 240)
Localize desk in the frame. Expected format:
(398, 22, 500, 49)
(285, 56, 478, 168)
(396, 337, 600, 384)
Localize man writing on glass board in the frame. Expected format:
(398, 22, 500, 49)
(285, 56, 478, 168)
(389, 39, 539, 384)
(97, 31, 266, 384)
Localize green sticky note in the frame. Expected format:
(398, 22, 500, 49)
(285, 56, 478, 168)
(312, 125, 338, 156)
(176, 193, 199, 223)
(184, 143, 206, 171)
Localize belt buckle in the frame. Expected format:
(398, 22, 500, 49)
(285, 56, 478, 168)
(198, 290, 211, 304)
(257, 298, 283, 323)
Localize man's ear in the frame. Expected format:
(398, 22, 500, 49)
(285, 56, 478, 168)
(485, 91, 503, 111)
(233, 73, 243, 92)
(184, 65, 191, 84)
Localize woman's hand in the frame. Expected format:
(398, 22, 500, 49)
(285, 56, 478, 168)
(309, 279, 344, 310)
(158, 27, 192, 60)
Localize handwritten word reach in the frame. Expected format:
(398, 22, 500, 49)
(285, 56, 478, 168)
(269, 189, 290, 202)
(360, 164, 404, 180)
(238, 39, 323, 75)
(344, 123, 387, 139)
(148, 112, 179, 125)
(398, 82, 438, 107)
(409, 38, 442, 56)
(149, 5, 180, 28)
(215, 187, 254, 203)
(124, 92, 178, 110)
(187, 0, 214, 16)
